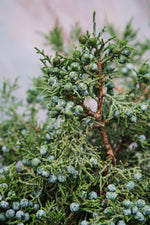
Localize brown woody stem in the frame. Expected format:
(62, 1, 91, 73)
(96, 56, 116, 166)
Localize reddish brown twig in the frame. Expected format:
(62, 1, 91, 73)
(96, 56, 116, 167)
(114, 85, 124, 94)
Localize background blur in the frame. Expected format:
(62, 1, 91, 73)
(0, 0, 150, 99)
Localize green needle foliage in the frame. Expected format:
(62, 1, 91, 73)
(0, 12, 150, 225)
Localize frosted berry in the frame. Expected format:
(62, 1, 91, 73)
(5, 209, 15, 219)
(89, 157, 98, 166)
(122, 48, 131, 56)
(122, 200, 132, 209)
(74, 105, 83, 115)
(70, 62, 80, 71)
(92, 212, 99, 218)
(31, 158, 41, 167)
(36, 209, 46, 219)
(106, 192, 117, 201)
(37, 167, 44, 175)
(64, 82, 73, 91)
(42, 170, 50, 178)
(125, 181, 135, 191)
(107, 184, 116, 192)
(24, 212, 30, 221)
(139, 135, 146, 142)
(69, 71, 78, 81)
(47, 155, 55, 162)
(81, 53, 91, 64)
(104, 207, 114, 216)
(48, 174, 57, 183)
(57, 174, 66, 182)
(89, 191, 97, 200)
(135, 211, 145, 222)
(134, 172, 142, 181)
(117, 220, 126, 225)
(124, 108, 133, 117)
(12, 201, 20, 211)
(109, 222, 115, 225)
(58, 99, 66, 107)
(0, 213, 5, 222)
(34, 203, 40, 211)
(20, 199, 29, 208)
(132, 206, 138, 214)
(70, 203, 80, 212)
(136, 199, 146, 208)
(123, 208, 131, 216)
(0, 183, 8, 189)
(142, 205, 150, 215)
(51, 95, 59, 103)
(2, 146, 9, 153)
(80, 220, 88, 225)
(130, 116, 137, 122)
(40, 145, 48, 155)
(88, 63, 98, 72)
(16, 210, 25, 220)
(81, 191, 87, 199)
(0, 200, 9, 209)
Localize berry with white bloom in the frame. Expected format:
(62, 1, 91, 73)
(117, 220, 126, 225)
(57, 174, 66, 183)
(20, 199, 29, 208)
(92, 212, 99, 218)
(107, 184, 116, 192)
(104, 207, 114, 216)
(109, 222, 115, 225)
(2, 146, 9, 153)
(47, 155, 55, 162)
(0, 213, 5, 222)
(141, 104, 147, 111)
(31, 158, 41, 167)
(136, 199, 146, 208)
(12, 201, 20, 211)
(125, 181, 135, 191)
(34, 203, 40, 211)
(70, 203, 79, 212)
(0, 200, 9, 209)
(16, 210, 25, 220)
(106, 192, 117, 201)
(135, 211, 145, 222)
(5, 209, 15, 219)
(36, 210, 46, 219)
(89, 191, 97, 200)
(132, 206, 138, 214)
(122, 200, 132, 209)
(80, 220, 88, 225)
(130, 116, 137, 123)
(90, 157, 98, 166)
(81, 191, 87, 199)
(24, 212, 30, 221)
(142, 205, 150, 215)
(40, 145, 48, 155)
(0, 183, 8, 189)
(42, 170, 50, 178)
(139, 135, 146, 142)
(48, 174, 57, 183)
(123, 208, 131, 216)
(134, 172, 142, 181)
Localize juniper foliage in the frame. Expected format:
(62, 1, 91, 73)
(0, 12, 150, 225)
